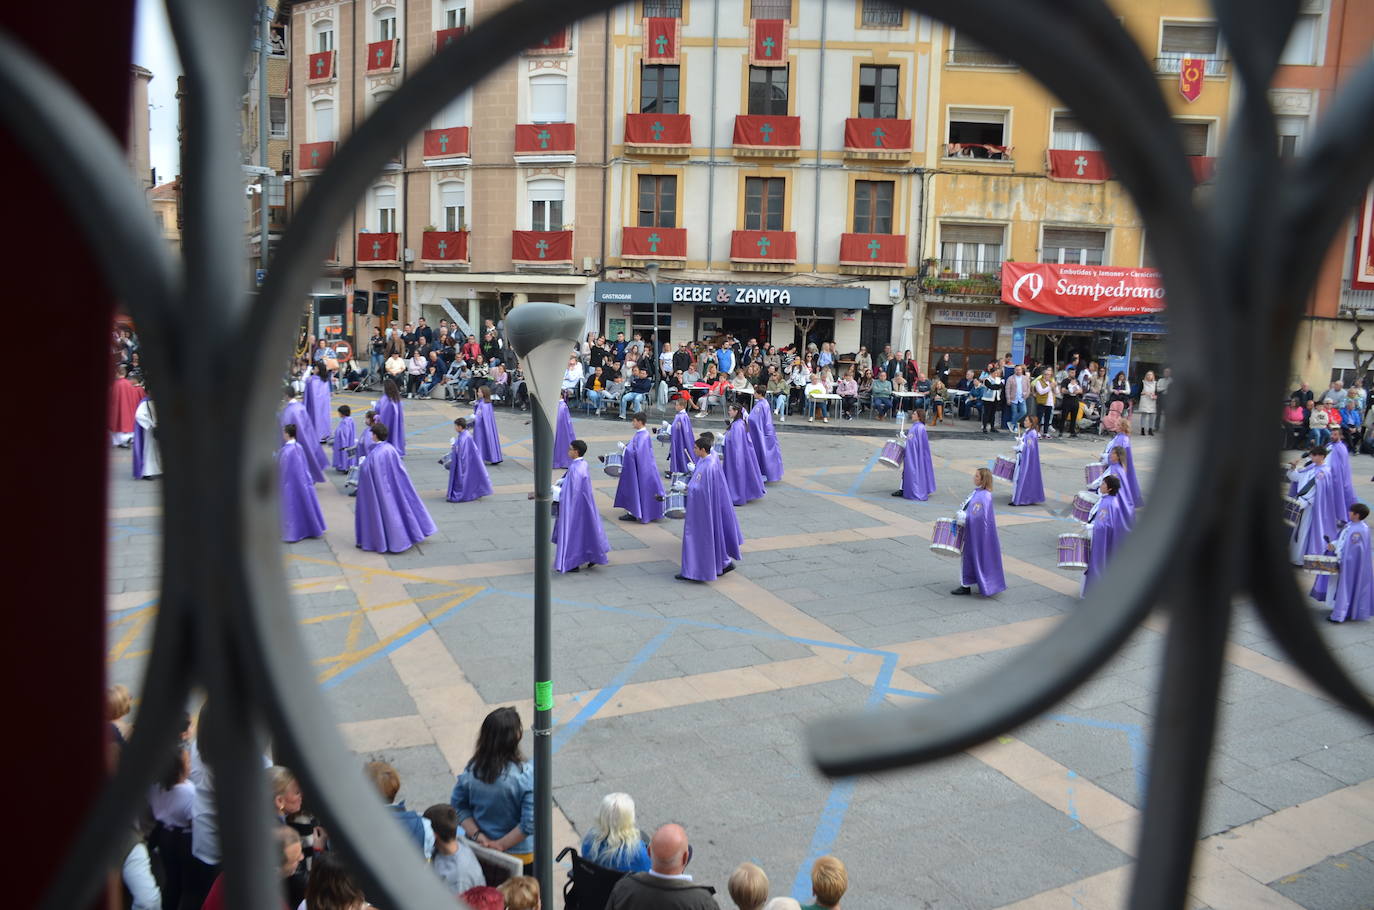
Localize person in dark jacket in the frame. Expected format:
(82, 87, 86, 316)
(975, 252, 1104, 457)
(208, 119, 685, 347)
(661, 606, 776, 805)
(605, 824, 720, 910)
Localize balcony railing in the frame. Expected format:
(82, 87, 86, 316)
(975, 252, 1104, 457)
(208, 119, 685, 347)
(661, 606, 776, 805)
(945, 142, 1012, 160)
(749, 0, 792, 19)
(1155, 53, 1227, 76)
(1341, 280, 1374, 313)
(946, 48, 1018, 67)
(924, 259, 1003, 296)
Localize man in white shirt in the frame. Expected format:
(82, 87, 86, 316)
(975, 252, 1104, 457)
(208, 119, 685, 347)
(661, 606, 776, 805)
(562, 356, 585, 393)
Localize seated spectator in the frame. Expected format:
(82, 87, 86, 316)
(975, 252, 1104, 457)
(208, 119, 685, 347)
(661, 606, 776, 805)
(806, 374, 830, 423)
(836, 369, 858, 420)
(451, 707, 535, 870)
(268, 765, 318, 902)
(1310, 398, 1333, 446)
(800, 855, 847, 910)
(912, 373, 933, 422)
(1341, 397, 1364, 449)
(605, 824, 719, 909)
(1283, 398, 1308, 450)
(442, 359, 467, 401)
(302, 851, 371, 910)
(460, 886, 505, 910)
(728, 862, 769, 910)
(929, 379, 947, 425)
(419, 363, 442, 398)
(870, 371, 894, 420)
(490, 363, 511, 400)
(384, 351, 407, 387)
(581, 792, 651, 873)
(405, 351, 427, 397)
(766, 368, 789, 418)
(107, 683, 133, 746)
(585, 365, 608, 412)
(498, 876, 541, 910)
(422, 804, 484, 895)
(698, 365, 727, 417)
(621, 368, 654, 419)
(562, 356, 585, 394)
(365, 760, 435, 859)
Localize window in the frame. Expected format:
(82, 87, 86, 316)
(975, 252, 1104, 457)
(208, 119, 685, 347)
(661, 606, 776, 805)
(375, 7, 397, 41)
(529, 178, 565, 230)
(1276, 115, 1306, 160)
(642, 0, 682, 16)
(637, 175, 677, 228)
(748, 66, 788, 116)
(744, 176, 784, 231)
(440, 182, 466, 231)
(853, 181, 894, 234)
(1159, 22, 1224, 73)
(750, 0, 791, 19)
(948, 31, 1014, 67)
(435, 90, 471, 128)
(858, 65, 899, 119)
(312, 99, 334, 142)
(1050, 112, 1099, 151)
(1175, 120, 1211, 156)
(373, 185, 397, 233)
(269, 97, 287, 138)
(269, 24, 288, 56)
(314, 21, 334, 53)
(1042, 227, 1106, 266)
(1280, 13, 1320, 65)
(529, 74, 568, 123)
(860, 0, 903, 27)
(939, 224, 1003, 274)
(947, 108, 1008, 157)
(640, 65, 679, 114)
(441, 0, 468, 29)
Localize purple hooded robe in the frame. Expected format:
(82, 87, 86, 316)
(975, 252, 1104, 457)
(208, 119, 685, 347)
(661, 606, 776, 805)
(354, 440, 437, 552)
(960, 488, 1006, 596)
(446, 430, 493, 503)
(279, 441, 327, 542)
(1328, 440, 1359, 510)
(472, 400, 503, 464)
(1083, 492, 1129, 593)
(1102, 433, 1142, 505)
(1328, 519, 1374, 622)
(1293, 464, 1344, 568)
(613, 428, 665, 522)
(722, 418, 766, 506)
(900, 421, 937, 501)
(1010, 429, 1045, 506)
(746, 402, 784, 483)
(332, 416, 358, 473)
(375, 395, 407, 456)
(553, 458, 611, 572)
(669, 408, 696, 475)
(553, 400, 575, 470)
(304, 374, 331, 442)
(1105, 461, 1136, 524)
(680, 452, 744, 581)
(281, 401, 326, 483)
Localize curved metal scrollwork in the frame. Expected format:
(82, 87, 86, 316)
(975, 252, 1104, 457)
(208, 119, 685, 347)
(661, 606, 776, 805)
(0, 0, 1368, 906)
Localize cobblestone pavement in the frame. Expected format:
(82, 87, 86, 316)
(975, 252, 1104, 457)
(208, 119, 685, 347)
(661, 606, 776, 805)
(106, 393, 1374, 909)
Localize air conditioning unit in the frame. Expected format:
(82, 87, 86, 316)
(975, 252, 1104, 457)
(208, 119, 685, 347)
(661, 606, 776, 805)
(888, 280, 903, 300)
(404, 248, 416, 262)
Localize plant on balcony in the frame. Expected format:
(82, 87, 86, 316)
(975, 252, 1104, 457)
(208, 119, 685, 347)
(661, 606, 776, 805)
(422, 224, 437, 232)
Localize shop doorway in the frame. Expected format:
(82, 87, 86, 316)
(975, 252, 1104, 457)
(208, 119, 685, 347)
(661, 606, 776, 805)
(793, 310, 835, 351)
(1024, 330, 1095, 372)
(1130, 333, 1168, 381)
(928, 324, 997, 383)
(695, 306, 771, 345)
(859, 307, 892, 362)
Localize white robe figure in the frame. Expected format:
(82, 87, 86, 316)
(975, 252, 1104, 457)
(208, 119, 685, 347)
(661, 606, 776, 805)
(134, 399, 162, 478)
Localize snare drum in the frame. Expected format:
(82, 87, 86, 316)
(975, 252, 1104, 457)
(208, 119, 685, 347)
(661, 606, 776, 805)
(1304, 554, 1340, 575)
(551, 481, 563, 516)
(664, 490, 687, 519)
(344, 461, 362, 497)
(601, 451, 624, 477)
(993, 455, 1017, 482)
(1057, 533, 1092, 570)
(878, 440, 905, 469)
(1071, 490, 1101, 522)
(1282, 496, 1303, 528)
(668, 472, 689, 492)
(656, 422, 673, 443)
(1084, 461, 1106, 486)
(930, 517, 966, 557)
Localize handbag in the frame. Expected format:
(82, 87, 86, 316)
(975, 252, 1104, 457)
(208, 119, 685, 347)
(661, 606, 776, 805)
(323, 357, 340, 372)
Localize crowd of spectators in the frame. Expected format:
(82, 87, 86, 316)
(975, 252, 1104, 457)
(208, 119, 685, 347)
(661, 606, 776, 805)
(1286, 377, 1370, 452)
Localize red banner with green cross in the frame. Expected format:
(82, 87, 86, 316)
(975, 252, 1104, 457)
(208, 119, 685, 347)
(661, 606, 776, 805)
(730, 230, 797, 263)
(421, 231, 469, 262)
(357, 232, 399, 262)
(733, 115, 801, 150)
(297, 141, 335, 173)
(307, 51, 334, 83)
(622, 226, 687, 260)
(366, 39, 398, 73)
(513, 230, 573, 264)
(839, 233, 907, 267)
(843, 117, 912, 152)
(643, 18, 680, 64)
(514, 123, 576, 155)
(624, 113, 692, 146)
(750, 19, 787, 66)
(423, 127, 470, 159)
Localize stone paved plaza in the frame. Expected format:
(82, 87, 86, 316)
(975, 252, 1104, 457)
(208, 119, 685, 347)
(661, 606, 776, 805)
(106, 394, 1374, 909)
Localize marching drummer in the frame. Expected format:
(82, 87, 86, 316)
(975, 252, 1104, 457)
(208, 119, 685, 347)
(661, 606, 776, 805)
(1323, 503, 1374, 622)
(446, 417, 492, 504)
(553, 439, 611, 573)
(893, 416, 936, 502)
(1104, 445, 1135, 524)
(668, 395, 695, 477)
(951, 468, 1006, 597)
(1083, 474, 1129, 595)
(612, 412, 666, 523)
(1009, 415, 1045, 507)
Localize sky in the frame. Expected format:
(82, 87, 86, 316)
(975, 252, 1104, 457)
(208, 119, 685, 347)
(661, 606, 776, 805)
(134, 0, 182, 183)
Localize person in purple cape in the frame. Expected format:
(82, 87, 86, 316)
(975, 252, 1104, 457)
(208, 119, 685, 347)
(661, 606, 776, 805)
(446, 417, 492, 503)
(677, 435, 743, 582)
(893, 418, 936, 501)
(1104, 445, 1136, 524)
(553, 396, 576, 470)
(1101, 418, 1142, 505)
(279, 423, 327, 543)
(1289, 447, 1343, 566)
(132, 395, 161, 480)
(304, 362, 332, 443)
(722, 404, 766, 506)
(668, 396, 696, 476)
(1328, 426, 1359, 510)
(331, 404, 358, 473)
(354, 421, 437, 553)
(358, 409, 377, 458)
(551, 439, 610, 573)
(951, 468, 1006, 597)
(1325, 502, 1374, 622)
(374, 378, 407, 456)
(472, 385, 503, 465)
(1009, 416, 1045, 506)
(746, 388, 784, 483)
(281, 389, 325, 483)
(1082, 473, 1129, 595)
(610, 412, 665, 522)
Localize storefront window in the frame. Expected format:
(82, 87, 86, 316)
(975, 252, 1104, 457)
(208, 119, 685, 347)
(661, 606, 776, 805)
(929, 324, 996, 382)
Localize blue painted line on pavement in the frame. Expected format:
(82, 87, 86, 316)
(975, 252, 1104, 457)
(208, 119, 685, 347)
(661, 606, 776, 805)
(552, 625, 677, 754)
(108, 598, 159, 622)
(845, 450, 883, 495)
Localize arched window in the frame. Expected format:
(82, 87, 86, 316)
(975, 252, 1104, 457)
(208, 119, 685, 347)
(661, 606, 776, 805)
(439, 182, 466, 231)
(529, 74, 568, 123)
(528, 177, 564, 231)
(313, 19, 334, 52)
(374, 6, 397, 41)
(372, 184, 397, 233)
(312, 98, 334, 142)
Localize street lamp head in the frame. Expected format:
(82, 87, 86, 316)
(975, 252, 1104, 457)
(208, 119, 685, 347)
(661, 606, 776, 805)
(645, 261, 660, 282)
(505, 302, 583, 429)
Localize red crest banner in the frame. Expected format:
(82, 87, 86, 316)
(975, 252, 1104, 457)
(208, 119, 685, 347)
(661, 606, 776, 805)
(357, 233, 399, 262)
(843, 118, 912, 152)
(730, 230, 797, 263)
(1179, 57, 1204, 102)
(514, 123, 576, 155)
(624, 113, 692, 146)
(512, 231, 573, 263)
(434, 27, 468, 51)
(421, 231, 469, 262)
(839, 233, 907, 267)
(307, 51, 334, 82)
(750, 19, 787, 66)
(622, 226, 687, 259)
(1046, 150, 1110, 183)
(644, 18, 679, 64)
(732, 115, 801, 150)
(422, 127, 470, 159)
(366, 39, 397, 73)
(1001, 262, 1165, 317)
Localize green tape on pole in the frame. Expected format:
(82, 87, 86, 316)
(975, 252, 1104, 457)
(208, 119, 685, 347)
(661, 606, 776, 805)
(535, 680, 553, 712)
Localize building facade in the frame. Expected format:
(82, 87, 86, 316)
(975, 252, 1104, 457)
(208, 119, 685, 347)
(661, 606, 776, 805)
(246, 7, 293, 276)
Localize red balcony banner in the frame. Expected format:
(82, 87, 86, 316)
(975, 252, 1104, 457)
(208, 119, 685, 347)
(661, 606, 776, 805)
(750, 19, 787, 66)
(434, 26, 468, 51)
(421, 231, 469, 262)
(307, 50, 334, 82)
(839, 233, 907, 267)
(1179, 57, 1204, 102)
(733, 115, 801, 150)
(643, 18, 679, 64)
(844, 118, 911, 152)
(624, 113, 692, 146)
(623, 226, 687, 259)
(366, 39, 398, 73)
(730, 230, 797, 263)
(1354, 185, 1374, 291)
(1000, 262, 1165, 317)
(423, 127, 470, 158)
(1187, 156, 1217, 184)
(513, 230, 573, 263)
(357, 232, 399, 262)
(297, 141, 335, 173)
(529, 28, 568, 52)
(1047, 149, 1110, 183)
(515, 122, 576, 155)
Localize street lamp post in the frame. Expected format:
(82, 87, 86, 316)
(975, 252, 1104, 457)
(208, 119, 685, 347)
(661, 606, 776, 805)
(646, 261, 660, 382)
(503, 302, 584, 910)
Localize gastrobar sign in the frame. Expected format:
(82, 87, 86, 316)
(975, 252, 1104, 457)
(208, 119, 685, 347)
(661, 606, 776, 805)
(1000, 262, 1166, 317)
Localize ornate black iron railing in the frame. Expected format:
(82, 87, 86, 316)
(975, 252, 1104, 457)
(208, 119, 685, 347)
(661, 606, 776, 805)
(4, 0, 1372, 907)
